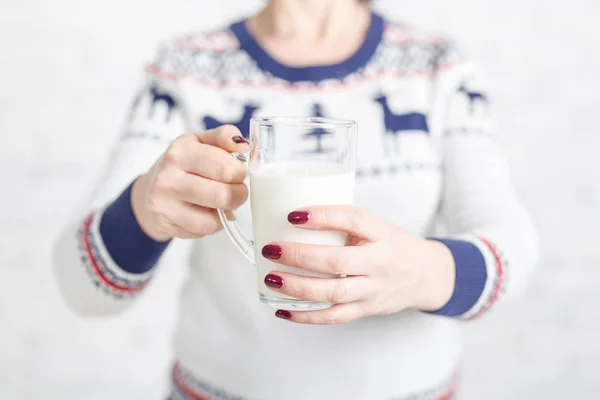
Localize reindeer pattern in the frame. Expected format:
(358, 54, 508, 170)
(457, 84, 488, 113)
(192, 91, 439, 178)
(202, 104, 260, 139)
(374, 95, 429, 157)
(128, 86, 179, 124)
(149, 87, 177, 121)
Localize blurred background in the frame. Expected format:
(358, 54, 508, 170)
(0, 0, 598, 399)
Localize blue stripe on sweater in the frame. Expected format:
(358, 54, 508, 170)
(427, 238, 487, 317)
(99, 182, 170, 274)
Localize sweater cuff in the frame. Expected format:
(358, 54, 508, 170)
(427, 238, 487, 317)
(99, 182, 170, 274)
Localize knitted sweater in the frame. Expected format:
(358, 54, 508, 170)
(53, 13, 537, 400)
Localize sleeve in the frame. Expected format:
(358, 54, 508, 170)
(53, 43, 191, 316)
(428, 56, 539, 320)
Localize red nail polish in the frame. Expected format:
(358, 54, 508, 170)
(275, 310, 292, 320)
(232, 135, 249, 144)
(265, 274, 284, 289)
(288, 211, 310, 225)
(262, 244, 282, 260)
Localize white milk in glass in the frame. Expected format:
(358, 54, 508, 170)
(250, 162, 355, 299)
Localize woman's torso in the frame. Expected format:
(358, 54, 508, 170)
(156, 14, 463, 399)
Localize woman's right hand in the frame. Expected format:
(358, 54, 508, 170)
(131, 125, 250, 242)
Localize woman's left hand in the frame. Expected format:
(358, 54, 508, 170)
(262, 205, 456, 325)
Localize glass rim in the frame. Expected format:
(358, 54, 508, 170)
(250, 116, 357, 129)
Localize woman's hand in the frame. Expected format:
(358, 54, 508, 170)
(262, 206, 457, 324)
(131, 125, 249, 242)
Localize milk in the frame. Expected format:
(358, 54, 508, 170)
(250, 162, 355, 299)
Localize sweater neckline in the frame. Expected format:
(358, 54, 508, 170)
(229, 12, 384, 83)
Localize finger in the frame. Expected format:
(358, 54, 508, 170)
(265, 273, 373, 304)
(275, 302, 368, 325)
(173, 227, 206, 240)
(170, 224, 212, 240)
(163, 199, 222, 237)
(262, 242, 370, 275)
(166, 132, 247, 184)
(174, 172, 248, 209)
(288, 205, 391, 241)
(195, 124, 250, 152)
(179, 142, 247, 184)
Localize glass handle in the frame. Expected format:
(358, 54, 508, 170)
(217, 152, 255, 265)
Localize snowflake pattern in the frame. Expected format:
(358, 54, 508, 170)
(148, 26, 462, 88)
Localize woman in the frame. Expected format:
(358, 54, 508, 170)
(54, 0, 538, 398)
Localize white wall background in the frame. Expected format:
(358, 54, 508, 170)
(1, 1, 599, 399)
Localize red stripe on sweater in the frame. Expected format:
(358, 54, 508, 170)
(437, 392, 455, 400)
(171, 361, 459, 400)
(145, 61, 463, 88)
(433, 370, 460, 400)
(172, 363, 210, 400)
(470, 237, 505, 319)
(82, 213, 148, 293)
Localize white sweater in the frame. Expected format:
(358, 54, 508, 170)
(53, 13, 538, 400)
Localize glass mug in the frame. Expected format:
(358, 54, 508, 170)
(218, 116, 357, 311)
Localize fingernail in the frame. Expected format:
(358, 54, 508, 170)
(288, 211, 310, 225)
(232, 135, 249, 144)
(264, 274, 284, 289)
(275, 310, 292, 320)
(262, 244, 282, 260)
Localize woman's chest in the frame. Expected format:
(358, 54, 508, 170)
(181, 81, 443, 233)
